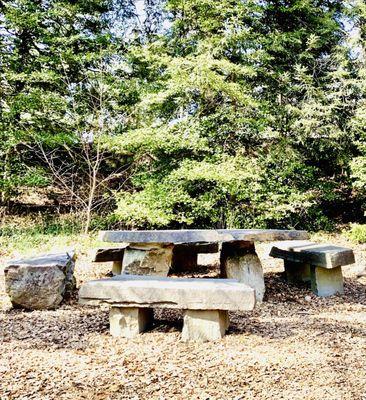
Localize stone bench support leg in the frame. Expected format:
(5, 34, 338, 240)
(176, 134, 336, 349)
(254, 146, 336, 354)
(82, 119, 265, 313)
(310, 266, 344, 297)
(112, 260, 122, 275)
(284, 261, 310, 284)
(182, 310, 228, 342)
(220, 241, 265, 302)
(122, 243, 173, 276)
(109, 307, 153, 338)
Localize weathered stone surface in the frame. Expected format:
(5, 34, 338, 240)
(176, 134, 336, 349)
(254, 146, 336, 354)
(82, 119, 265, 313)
(270, 241, 355, 269)
(182, 310, 228, 342)
(109, 307, 153, 338)
(100, 229, 309, 244)
(5, 252, 76, 310)
(171, 242, 219, 272)
(284, 260, 311, 284)
(92, 247, 126, 262)
(220, 241, 265, 303)
(122, 243, 173, 276)
(79, 275, 255, 311)
(311, 265, 344, 297)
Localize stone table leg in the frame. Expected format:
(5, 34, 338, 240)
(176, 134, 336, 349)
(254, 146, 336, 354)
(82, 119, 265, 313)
(112, 260, 123, 275)
(122, 243, 174, 276)
(220, 241, 265, 303)
(182, 310, 228, 342)
(310, 266, 344, 297)
(109, 307, 153, 338)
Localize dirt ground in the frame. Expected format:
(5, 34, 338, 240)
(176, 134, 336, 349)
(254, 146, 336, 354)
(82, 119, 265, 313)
(1, 235, 366, 400)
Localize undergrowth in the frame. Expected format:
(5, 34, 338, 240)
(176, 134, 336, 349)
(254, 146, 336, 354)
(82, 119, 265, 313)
(0, 214, 106, 258)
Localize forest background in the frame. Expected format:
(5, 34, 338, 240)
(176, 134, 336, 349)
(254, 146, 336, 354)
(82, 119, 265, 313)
(1, 0, 366, 248)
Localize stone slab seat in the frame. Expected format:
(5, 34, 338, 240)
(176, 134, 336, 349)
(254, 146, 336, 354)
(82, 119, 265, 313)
(79, 275, 255, 342)
(270, 240, 355, 297)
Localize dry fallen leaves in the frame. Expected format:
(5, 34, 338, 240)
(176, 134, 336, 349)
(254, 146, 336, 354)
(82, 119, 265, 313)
(0, 239, 366, 399)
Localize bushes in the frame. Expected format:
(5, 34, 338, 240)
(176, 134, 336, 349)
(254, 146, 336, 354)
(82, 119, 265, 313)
(346, 224, 366, 244)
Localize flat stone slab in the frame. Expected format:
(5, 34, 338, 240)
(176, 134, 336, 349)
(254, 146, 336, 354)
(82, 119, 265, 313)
(79, 275, 255, 311)
(100, 229, 309, 244)
(92, 247, 127, 262)
(6, 252, 76, 269)
(270, 240, 355, 269)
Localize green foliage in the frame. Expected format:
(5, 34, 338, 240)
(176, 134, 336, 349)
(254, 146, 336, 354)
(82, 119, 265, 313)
(0, 214, 109, 257)
(1, 0, 366, 231)
(346, 224, 366, 244)
(0, 0, 116, 203)
(113, 0, 357, 230)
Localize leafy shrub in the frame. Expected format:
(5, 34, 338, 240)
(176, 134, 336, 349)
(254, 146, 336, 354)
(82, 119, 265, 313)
(346, 224, 366, 244)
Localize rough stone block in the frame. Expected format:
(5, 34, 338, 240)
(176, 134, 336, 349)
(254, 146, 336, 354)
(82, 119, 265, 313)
(5, 252, 76, 310)
(122, 243, 173, 276)
(182, 310, 228, 342)
(109, 307, 153, 338)
(221, 241, 265, 303)
(310, 265, 344, 297)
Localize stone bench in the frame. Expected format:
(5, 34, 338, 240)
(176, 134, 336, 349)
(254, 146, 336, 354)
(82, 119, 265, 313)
(270, 241, 355, 297)
(79, 275, 255, 342)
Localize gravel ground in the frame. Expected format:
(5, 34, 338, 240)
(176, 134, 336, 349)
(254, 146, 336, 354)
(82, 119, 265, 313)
(1, 236, 366, 399)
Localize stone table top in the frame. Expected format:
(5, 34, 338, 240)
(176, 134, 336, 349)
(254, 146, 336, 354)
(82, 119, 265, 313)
(99, 229, 309, 244)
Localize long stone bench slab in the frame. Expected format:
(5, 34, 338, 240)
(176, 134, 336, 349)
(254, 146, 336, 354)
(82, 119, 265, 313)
(79, 275, 255, 341)
(270, 241, 355, 297)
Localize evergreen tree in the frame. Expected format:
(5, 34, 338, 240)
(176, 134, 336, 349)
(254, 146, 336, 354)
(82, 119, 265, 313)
(113, 0, 351, 229)
(0, 0, 113, 206)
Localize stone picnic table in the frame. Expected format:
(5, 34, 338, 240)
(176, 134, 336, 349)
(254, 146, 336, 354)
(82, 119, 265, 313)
(99, 229, 309, 302)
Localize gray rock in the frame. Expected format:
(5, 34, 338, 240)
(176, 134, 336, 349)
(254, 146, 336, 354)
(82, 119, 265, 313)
(221, 241, 265, 303)
(122, 243, 173, 276)
(4, 252, 76, 310)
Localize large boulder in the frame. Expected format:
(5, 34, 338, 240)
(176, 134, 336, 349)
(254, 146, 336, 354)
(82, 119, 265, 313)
(4, 251, 76, 310)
